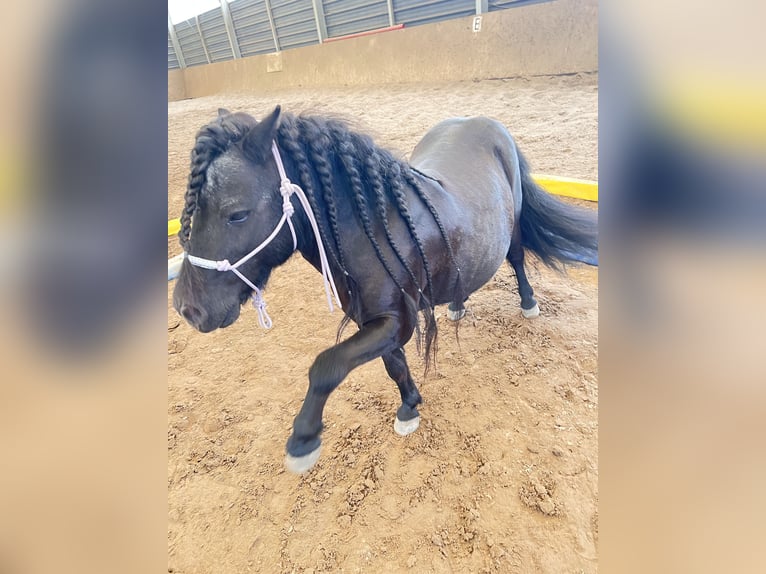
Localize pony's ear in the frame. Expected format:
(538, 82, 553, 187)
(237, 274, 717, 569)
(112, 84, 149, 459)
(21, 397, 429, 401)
(242, 105, 282, 161)
(217, 108, 231, 117)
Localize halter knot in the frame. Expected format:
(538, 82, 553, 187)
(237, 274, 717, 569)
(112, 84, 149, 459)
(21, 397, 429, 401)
(280, 184, 295, 217)
(216, 259, 232, 272)
(251, 288, 273, 329)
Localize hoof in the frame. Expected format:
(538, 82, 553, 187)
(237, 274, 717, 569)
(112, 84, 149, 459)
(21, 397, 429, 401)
(394, 415, 420, 436)
(284, 445, 322, 474)
(447, 307, 466, 321)
(521, 303, 540, 319)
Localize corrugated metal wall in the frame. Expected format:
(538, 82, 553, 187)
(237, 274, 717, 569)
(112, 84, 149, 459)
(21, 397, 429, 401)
(323, 0, 389, 38)
(168, 33, 180, 69)
(270, 0, 319, 50)
(174, 19, 209, 67)
(169, 0, 552, 68)
(393, 0, 473, 28)
(489, 0, 547, 12)
(271, 0, 320, 49)
(198, 7, 235, 62)
(230, 0, 277, 57)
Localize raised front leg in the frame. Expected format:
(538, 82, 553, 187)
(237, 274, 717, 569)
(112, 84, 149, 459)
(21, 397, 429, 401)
(382, 348, 423, 435)
(285, 315, 402, 473)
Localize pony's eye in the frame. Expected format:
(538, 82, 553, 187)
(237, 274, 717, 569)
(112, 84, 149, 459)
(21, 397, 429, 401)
(228, 210, 250, 224)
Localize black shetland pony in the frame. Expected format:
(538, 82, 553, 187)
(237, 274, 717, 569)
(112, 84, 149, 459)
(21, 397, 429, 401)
(173, 107, 597, 473)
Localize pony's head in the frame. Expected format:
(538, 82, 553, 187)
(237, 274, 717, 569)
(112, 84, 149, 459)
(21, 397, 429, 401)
(173, 106, 294, 332)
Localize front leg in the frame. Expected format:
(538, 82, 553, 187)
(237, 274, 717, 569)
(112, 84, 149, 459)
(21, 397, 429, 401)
(285, 315, 402, 473)
(382, 348, 423, 436)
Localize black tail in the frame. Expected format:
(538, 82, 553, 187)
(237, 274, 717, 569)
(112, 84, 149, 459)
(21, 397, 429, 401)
(518, 152, 598, 269)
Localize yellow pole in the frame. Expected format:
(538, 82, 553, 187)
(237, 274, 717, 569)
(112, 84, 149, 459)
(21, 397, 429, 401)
(531, 174, 598, 202)
(168, 218, 181, 236)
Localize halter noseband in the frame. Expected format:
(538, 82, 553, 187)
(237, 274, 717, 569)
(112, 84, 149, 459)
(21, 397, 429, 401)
(183, 141, 342, 329)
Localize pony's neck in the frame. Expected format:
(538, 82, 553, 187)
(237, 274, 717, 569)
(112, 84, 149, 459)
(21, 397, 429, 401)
(294, 210, 322, 271)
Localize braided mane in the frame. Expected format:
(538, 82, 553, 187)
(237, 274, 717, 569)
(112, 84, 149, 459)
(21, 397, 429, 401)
(178, 112, 255, 250)
(179, 111, 463, 373)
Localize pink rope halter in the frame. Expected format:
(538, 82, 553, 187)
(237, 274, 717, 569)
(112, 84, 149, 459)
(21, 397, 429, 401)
(184, 141, 342, 329)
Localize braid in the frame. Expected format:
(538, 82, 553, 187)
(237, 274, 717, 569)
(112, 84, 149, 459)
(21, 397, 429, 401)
(384, 160, 436, 302)
(301, 118, 349, 274)
(179, 135, 215, 249)
(276, 118, 343, 272)
(299, 118, 362, 339)
(403, 166, 466, 341)
(364, 150, 421, 291)
(178, 160, 200, 250)
(335, 134, 407, 294)
(178, 121, 240, 250)
(402, 168, 460, 272)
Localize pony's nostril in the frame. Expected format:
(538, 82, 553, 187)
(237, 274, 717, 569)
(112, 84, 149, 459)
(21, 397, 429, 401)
(180, 304, 202, 326)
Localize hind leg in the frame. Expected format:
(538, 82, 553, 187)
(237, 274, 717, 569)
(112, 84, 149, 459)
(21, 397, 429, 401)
(508, 233, 539, 318)
(382, 348, 422, 435)
(447, 300, 467, 321)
